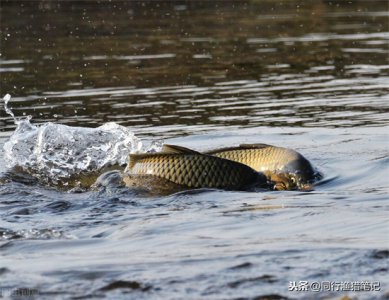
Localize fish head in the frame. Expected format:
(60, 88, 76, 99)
(269, 173, 298, 190)
(279, 155, 318, 186)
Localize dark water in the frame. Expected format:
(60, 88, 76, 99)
(0, 1, 388, 299)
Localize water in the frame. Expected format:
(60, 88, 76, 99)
(0, 1, 388, 299)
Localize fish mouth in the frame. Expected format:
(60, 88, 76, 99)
(265, 171, 319, 191)
(271, 180, 314, 191)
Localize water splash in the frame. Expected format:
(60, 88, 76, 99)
(3, 94, 14, 120)
(147, 140, 164, 153)
(3, 122, 143, 182)
(2, 94, 143, 183)
(3, 93, 32, 125)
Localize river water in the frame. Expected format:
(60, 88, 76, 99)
(0, 1, 388, 299)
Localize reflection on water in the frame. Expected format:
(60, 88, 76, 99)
(1, 0, 388, 136)
(0, 1, 388, 299)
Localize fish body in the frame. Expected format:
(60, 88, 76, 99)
(205, 144, 318, 189)
(124, 145, 266, 190)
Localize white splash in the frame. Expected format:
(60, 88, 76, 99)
(3, 94, 14, 120)
(2, 94, 143, 182)
(147, 139, 164, 153)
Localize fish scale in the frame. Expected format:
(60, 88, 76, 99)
(126, 152, 266, 190)
(208, 146, 306, 173)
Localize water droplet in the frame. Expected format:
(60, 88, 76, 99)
(147, 140, 164, 153)
(2, 94, 16, 122)
(3, 93, 11, 102)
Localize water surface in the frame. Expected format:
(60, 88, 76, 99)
(0, 1, 388, 299)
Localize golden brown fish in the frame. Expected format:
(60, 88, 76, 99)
(124, 145, 267, 191)
(203, 143, 319, 190)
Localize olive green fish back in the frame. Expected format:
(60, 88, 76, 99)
(127, 153, 263, 189)
(206, 145, 301, 172)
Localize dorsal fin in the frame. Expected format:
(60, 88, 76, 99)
(162, 144, 200, 155)
(205, 143, 273, 154)
(205, 146, 244, 154)
(239, 143, 273, 149)
(127, 145, 200, 171)
(126, 153, 159, 170)
(126, 153, 144, 170)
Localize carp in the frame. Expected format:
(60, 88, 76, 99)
(204, 143, 319, 190)
(124, 144, 267, 191)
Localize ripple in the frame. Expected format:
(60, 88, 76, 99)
(342, 48, 387, 53)
(83, 53, 176, 61)
(0, 67, 24, 73)
(6, 70, 384, 137)
(247, 32, 389, 43)
(0, 59, 26, 65)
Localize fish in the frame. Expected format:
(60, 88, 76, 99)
(124, 144, 267, 191)
(203, 143, 320, 190)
